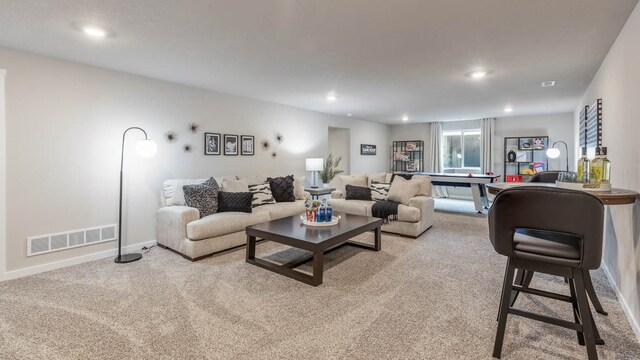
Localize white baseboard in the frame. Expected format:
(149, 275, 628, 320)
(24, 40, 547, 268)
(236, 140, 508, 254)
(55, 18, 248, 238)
(602, 263, 640, 342)
(3, 240, 157, 281)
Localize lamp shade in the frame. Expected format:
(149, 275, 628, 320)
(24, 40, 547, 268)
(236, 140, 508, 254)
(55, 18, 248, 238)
(305, 158, 324, 171)
(546, 148, 560, 159)
(135, 139, 158, 158)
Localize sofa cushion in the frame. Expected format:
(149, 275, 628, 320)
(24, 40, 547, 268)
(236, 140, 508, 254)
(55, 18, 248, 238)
(345, 185, 372, 201)
(238, 175, 268, 186)
(218, 191, 253, 213)
(163, 178, 208, 206)
(411, 175, 432, 196)
(329, 199, 373, 217)
(338, 174, 368, 194)
(370, 181, 391, 202)
(248, 183, 277, 207)
(387, 176, 420, 205)
(187, 211, 271, 240)
(268, 175, 296, 202)
(367, 173, 388, 186)
(182, 178, 220, 218)
(293, 176, 306, 200)
(222, 178, 249, 192)
(254, 200, 305, 219)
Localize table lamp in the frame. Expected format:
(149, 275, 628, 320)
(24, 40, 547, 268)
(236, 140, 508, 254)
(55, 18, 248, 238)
(116, 127, 157, 263)
(305, 158, 324, 188)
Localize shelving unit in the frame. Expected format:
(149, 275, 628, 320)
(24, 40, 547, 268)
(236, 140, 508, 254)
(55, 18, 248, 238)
(392, 140, 424, 173)
(503, 136, 549, 181)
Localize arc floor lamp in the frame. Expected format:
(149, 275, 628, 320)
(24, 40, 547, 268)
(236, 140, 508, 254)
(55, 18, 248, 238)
(116, 127, 157, 264)
(546, 140, 569, 171)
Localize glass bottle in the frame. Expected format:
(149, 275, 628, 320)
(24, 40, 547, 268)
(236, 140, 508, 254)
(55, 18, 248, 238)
(590, 147, 602, 183)
(577, 147, 590, 183)
(326, 201, 333, 221)
(601, 147, 611, 183)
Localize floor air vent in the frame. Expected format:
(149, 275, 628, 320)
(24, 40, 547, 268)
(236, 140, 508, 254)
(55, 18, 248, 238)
(27, 224, 118, 256)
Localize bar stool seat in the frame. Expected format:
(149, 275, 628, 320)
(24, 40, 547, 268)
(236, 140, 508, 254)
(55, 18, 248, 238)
(514, 230, 581, 266)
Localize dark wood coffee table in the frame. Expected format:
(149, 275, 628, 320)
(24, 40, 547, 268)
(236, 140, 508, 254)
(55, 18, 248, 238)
(245, 213, 383, 286)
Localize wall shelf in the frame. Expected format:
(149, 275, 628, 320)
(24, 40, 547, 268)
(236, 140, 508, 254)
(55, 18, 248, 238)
(392, 140, 424, 173)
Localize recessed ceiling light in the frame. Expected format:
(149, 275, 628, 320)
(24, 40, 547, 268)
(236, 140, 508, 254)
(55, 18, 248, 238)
(326, 93, 337, 102)
(347, 113, 352, 117)
(82, 26, 107, 38)
(470, 71, 488, 79)
(504, 107, 513, 113)
(402, 115, 409, 121)
(541, 80, 556, 87)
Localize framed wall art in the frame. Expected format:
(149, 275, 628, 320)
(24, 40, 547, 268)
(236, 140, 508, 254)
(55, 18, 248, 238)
(241, 135, 254, 156)
(224, 134, 239, 155)
(204, 133, 220, 155)
(360, 144, 377, 155)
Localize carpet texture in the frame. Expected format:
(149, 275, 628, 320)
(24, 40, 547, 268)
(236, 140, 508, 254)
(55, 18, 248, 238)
(1, 210, 639, 359)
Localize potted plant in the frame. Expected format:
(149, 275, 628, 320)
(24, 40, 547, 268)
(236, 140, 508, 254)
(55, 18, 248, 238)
(319, 153, 344, 187)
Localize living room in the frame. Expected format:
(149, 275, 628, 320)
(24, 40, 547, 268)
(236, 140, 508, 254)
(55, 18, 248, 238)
(1, 1, 640, 359)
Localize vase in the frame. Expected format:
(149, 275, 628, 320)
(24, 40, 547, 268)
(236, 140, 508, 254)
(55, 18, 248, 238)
(323, 183, 330, 188)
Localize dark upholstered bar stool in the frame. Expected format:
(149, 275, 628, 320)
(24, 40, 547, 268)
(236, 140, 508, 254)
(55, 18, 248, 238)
(489, 187, 604, 360)
(527, 170, 562, 183)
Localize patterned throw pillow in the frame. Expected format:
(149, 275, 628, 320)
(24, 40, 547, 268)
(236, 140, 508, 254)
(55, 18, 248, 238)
(182, 177, 219, 218)
(345, 185, 372, 201)
(248, 183, 277, 207)
(268, 175, 295, 202)
(370, 181, 391, 202)
(217, 191, 253, 213)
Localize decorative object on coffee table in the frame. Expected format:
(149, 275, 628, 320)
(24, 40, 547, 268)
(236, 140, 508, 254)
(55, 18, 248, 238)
(305, 158, 324, 188)
(246, 214, 382, 286)
(224, 134, 238, 155)
(116, 127, 157, 263)
(204, 132, 220, 155)
(241, 135, 254, 155)
(319, 153, 343, 185)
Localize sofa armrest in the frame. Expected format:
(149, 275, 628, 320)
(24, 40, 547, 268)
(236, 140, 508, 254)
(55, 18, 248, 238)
(156, 206, 200, 246)
(331, 190, 343, 199)
(409, 196, 435, 216)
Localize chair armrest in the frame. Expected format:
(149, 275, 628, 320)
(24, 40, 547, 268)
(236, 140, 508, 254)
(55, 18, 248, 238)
(331, 190, 343, 199)
(156, 206, 200, 243)
(409, 196, 435, 216)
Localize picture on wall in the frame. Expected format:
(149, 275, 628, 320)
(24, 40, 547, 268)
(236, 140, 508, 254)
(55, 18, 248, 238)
(360, 144, 377, 155)
(224, 134, 239, 155)
(204, 133, 220, 155)
(241, 135, 254, 156)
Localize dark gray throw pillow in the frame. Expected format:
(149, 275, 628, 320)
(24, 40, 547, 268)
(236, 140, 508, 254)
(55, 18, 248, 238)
(183, 177, 219, 218)
(218, 191, 253, 213)
(267, 175, 295, 202)
(345, 185, 372, 201)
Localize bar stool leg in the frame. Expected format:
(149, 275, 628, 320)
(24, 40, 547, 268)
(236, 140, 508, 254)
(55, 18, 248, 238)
(584, 269, 608, 315)
(573, 269, 599, 360)
(493, 259, 516, 359)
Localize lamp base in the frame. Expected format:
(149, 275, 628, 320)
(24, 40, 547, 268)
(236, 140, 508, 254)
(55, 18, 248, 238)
(114, 253, 142, 264)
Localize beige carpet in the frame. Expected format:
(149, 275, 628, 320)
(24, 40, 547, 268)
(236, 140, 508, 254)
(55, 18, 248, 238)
(1, 210, 639, 359)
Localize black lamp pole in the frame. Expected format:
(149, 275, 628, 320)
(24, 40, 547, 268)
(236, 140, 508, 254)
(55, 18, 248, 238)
(552, 140, 569, 172)
(115, 127, 149, 264)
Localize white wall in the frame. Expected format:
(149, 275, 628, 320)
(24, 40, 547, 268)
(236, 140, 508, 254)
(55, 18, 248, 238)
(0, 47, 390, 274)
(389, 123, 430, 171)
(328, 127, 350, 174)
(575, 2, 640, 339)
(0, 68, 6, 280)
(494, 113, 576, 178)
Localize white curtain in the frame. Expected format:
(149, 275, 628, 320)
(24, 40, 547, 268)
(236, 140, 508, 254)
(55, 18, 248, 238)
(429, 122, 448, 197)
(481, 118, 495, 174)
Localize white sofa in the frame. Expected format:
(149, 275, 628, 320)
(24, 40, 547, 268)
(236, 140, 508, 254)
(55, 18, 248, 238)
(156, 175, 309, 260)
(329, 173, 435, 238)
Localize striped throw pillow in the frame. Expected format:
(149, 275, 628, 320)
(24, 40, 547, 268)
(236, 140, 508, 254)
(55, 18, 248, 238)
(248, 183, 277, 207)
(370, 181, 391, 202)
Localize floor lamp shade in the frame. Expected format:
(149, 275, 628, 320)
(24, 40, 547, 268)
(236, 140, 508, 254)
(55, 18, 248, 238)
(305, 158, 324, 188)
(546, 140, 569, 171)
(115, 127, 157, 264)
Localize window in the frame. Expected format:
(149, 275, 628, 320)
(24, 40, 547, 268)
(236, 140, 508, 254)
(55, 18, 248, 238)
(443, 129, 481, 170)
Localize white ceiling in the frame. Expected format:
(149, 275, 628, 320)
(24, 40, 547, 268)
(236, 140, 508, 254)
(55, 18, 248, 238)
(0, 0, 637, 124)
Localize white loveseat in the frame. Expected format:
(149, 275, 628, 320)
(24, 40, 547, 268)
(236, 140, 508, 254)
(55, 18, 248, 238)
(329, 173, 435, 238)
(156, 175, 308, 260)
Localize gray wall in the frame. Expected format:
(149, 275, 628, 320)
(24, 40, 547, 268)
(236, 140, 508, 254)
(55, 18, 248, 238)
(575, 2, 640, 339)
(328, 127, 350, 174)
(0, 47, 390, 273)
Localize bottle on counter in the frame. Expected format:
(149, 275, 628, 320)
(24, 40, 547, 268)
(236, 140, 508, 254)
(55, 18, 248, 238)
(601, 147, 611, 184)
(577, 147, 590, 183)
(590, 147, 603, 183)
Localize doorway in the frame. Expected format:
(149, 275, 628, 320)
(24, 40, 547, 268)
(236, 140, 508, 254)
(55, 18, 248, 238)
(328, 127, 350, 176)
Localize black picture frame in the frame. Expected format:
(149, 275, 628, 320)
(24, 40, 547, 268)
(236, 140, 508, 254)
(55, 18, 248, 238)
(223, 134, 239, 155)
(360, 144, 377, 155)
(204, 133, 220, 155)
(241, 135, 254, 156)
